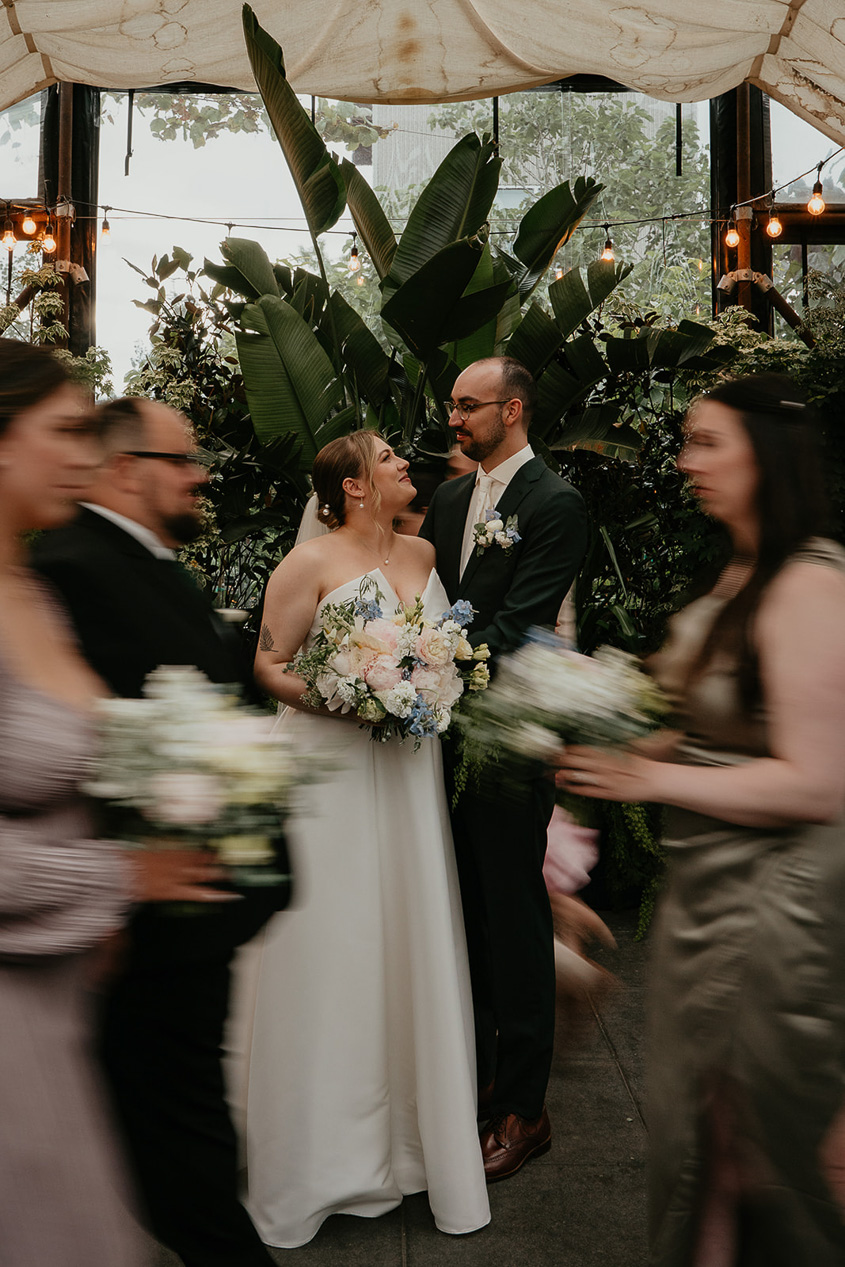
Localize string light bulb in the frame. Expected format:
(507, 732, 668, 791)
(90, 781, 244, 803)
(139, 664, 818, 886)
(356, 272, 365, 286)
(2, 206, 15, 251)
(21, 212, 37, 236)
(725, 218, 740, 249)
(348, 231, 360, 273)
(41, 222, 56, 253)
(808, 170, 826, 216)
(766, 209, 783, 238)
(101, 207, 111, 239)
(554, 263, 564, 280)
(600, 226, 614, 262)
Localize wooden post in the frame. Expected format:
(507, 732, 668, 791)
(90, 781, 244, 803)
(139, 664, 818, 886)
(55, 83, 74, 343)
(735, 84, 753, 315)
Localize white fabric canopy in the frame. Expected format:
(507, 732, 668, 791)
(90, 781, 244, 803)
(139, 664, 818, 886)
(2, 1, 845, 145)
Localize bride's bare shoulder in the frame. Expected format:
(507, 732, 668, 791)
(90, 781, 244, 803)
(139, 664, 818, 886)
(400, 534, 435, 564)
(267, 535, 336, 591)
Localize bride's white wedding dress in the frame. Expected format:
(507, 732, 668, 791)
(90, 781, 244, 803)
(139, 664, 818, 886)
(232, 569, 490, 1248)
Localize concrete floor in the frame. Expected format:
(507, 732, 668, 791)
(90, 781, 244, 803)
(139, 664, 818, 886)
(146, 909, 649, 1267)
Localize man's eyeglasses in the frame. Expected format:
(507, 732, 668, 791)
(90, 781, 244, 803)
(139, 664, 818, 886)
(444, 400, 511, 421)
(123, 450, 207, 468)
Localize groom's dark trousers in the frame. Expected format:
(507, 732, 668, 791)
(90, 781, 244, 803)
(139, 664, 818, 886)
(420, 457, 588, 1120)
(34, 507, 288, 1267)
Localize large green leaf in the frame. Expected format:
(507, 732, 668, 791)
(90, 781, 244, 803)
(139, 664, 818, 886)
(385, 134, 501, 292)
(382, 239, 511, 361)
(341, 158, 397, 282)
(532, 336, 612, 437)
(242, 5, 345, 236)
(290, 270, 329, 325)
(203, 261, 260, 299)
(511, 176, 604, 299)
(505, 302, 564, 378)
(235, 295, 343, 463)
(604, 330, 654, 376)
(551, 405, 643, 461)
(316, 404, 358, 445)
(443, 243, 505, 369)
(220, 237, 280, 298)
(549, 259, 632, 340)
(603, 322, 729, 377)
(328, 291, 390, 405)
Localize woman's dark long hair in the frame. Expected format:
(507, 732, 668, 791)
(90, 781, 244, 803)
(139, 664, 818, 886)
(689, 374, 830, 705)
(0, 339, 71, 436)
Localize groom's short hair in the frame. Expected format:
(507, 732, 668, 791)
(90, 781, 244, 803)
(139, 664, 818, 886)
(477, 357, 537, 425)
(96, 396, 149, 456)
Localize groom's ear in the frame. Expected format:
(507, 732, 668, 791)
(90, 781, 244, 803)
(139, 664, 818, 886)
(502, 398, 524, 429)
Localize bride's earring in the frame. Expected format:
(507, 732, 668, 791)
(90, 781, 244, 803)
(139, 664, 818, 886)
(359, 499, 365, 509)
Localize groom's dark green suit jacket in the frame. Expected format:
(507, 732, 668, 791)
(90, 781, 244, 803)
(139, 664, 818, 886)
(419, 454, 588, 655)
(420, 453, 588, 1119)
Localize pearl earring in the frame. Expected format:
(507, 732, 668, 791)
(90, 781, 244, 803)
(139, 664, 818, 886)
(359, 499, 364, 509)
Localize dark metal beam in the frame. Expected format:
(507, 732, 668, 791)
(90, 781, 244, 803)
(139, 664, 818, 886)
(41, 84, 101, 356)
(710, 87, 772, 328)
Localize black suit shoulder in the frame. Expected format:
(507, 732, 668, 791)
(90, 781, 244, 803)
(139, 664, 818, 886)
(33, 510, 244, 698)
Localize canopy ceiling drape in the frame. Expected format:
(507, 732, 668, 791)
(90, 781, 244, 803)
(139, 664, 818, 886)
(2, 1, 845, 145)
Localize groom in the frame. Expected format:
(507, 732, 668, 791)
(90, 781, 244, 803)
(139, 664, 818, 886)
(420, 356, 588, 1181)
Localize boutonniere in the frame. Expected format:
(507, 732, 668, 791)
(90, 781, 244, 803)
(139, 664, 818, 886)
(473, 509, 522, 557)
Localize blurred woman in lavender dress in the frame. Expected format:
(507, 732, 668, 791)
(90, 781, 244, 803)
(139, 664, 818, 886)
(0, 340, 222, 1266)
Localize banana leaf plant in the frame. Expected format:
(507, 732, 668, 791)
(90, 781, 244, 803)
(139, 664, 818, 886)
(201, 6, 607, 471)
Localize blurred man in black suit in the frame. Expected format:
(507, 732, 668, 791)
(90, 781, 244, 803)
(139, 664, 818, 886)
(35, 397, 287, 1267)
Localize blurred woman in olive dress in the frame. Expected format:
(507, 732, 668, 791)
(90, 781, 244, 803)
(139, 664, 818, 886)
(560, 375, 845, 1266)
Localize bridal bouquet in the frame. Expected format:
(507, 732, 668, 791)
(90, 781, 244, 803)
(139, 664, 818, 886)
(86, 666, 301, 885)
(460, 631, 667, 765)
(291, 579, 490, 744)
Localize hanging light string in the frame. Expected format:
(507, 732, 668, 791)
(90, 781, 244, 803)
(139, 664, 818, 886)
(2, 141, 841, 263)
(733, 146, 845, 211)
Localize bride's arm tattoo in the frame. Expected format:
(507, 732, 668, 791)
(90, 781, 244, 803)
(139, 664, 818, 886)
(259, 624, 276, 652)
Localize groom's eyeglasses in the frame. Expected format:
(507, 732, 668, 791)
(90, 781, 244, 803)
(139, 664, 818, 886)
(123, 450, 209, 468)
(444, 400, 511, 421)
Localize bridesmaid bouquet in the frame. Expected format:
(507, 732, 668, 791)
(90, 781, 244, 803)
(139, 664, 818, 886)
(460, 631, 667, 764)
(85, 666, 301, 886)
(291, 579, 491, 745)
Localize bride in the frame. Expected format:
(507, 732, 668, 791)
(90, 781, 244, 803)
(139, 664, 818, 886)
(234, 431, 490, 1248)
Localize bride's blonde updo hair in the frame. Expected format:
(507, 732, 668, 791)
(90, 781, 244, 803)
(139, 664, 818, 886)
(313, 431, 386, 529)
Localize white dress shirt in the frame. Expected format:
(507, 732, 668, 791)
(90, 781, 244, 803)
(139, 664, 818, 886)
(459, 445, 534, 576)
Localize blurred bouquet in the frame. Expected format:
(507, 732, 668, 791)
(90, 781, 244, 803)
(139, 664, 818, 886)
(460, 631, 667, 765)
(291, 579, 490, 745)
(86, 666, 301, 886)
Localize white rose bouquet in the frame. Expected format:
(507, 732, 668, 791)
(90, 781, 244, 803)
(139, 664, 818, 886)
(459, 630, 667, 765)
(290, 579, 490, 746)
(86, 666, 303, 887)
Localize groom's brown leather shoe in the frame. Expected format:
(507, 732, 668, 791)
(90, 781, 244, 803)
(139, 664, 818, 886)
(480, 1107, 551, 1182)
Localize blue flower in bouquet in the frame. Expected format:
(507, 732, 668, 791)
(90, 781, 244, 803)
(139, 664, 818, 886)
(440, 599, 475, 628)
(408, 696, 438, 739)
(354, 597, 383, 622)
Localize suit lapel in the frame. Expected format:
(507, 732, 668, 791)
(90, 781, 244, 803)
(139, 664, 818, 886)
(457, 458, 544, 597)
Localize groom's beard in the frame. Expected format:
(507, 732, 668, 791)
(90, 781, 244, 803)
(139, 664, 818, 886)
(162, 509, 205, 544)
(459, 413, 507, 464)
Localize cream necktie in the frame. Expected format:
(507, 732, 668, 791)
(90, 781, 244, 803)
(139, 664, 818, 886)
(460, 471, 498, 575)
